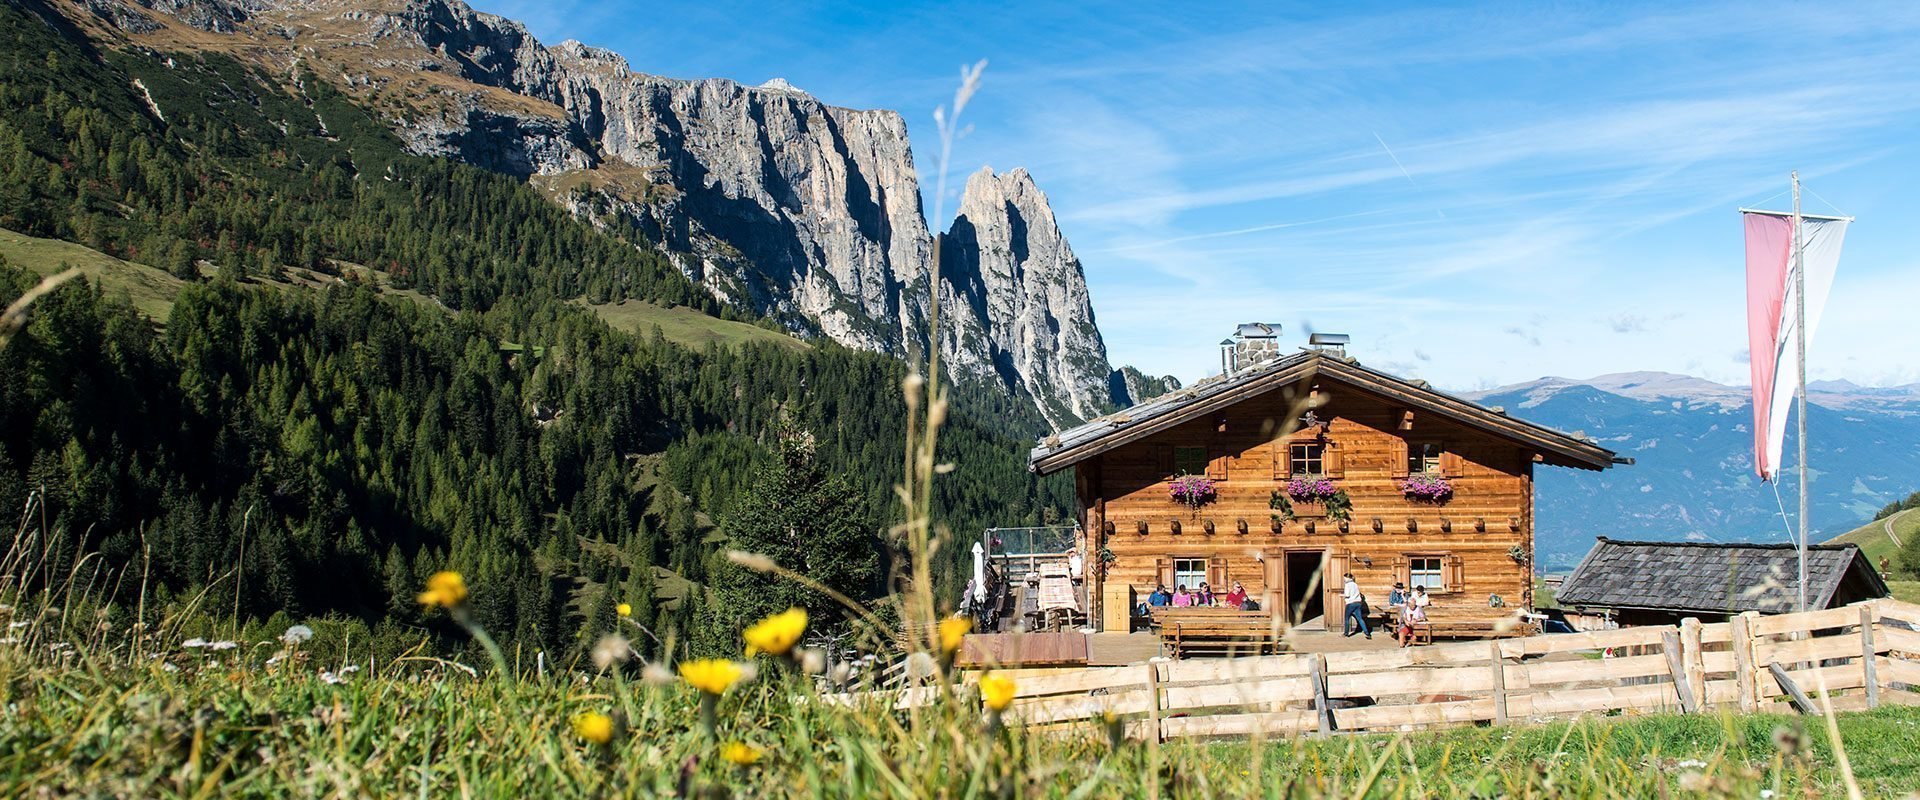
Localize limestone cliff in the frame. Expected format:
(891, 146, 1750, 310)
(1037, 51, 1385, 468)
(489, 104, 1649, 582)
(70, 0, 1167, 426)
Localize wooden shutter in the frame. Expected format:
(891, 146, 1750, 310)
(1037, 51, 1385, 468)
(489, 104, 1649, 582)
(1323, 443, 1345, 478)
(1440, 449, 1464, 478)
(1445, 554, 1465, 593)
(1155, 557, 1171, 587)
(1206, 447, 1228, 480)
(1392, 556, 1409, 588)
(1390, 439, 1410, 479)
(1209, 556, 1228, 588)
(1273, 440, 1292, 479)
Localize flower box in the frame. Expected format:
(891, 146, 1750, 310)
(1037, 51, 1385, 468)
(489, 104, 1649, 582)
(1290, 500, 1327, 518)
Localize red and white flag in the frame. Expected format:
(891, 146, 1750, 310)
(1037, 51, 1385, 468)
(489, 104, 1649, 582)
(1743, 212, 1849, 480)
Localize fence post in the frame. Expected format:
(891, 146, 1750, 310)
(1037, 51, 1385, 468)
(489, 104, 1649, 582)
(1861, 603, 1880, 710)
(1311, 654, 1334, 736)
(1731, 611, 1758, 712)
(1680, 618, 1706, 709)
(1661, 630, 1699, 714)
(1489, 642, 1508, 725)
(1144, 662, 1164, 743)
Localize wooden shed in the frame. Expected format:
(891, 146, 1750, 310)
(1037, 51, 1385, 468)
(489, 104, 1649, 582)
(1031, 334, 1622, 632)
(1555, 537, 1890, 626)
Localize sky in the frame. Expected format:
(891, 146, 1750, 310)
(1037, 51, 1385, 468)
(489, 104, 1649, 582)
(470, 0, 1920, 391)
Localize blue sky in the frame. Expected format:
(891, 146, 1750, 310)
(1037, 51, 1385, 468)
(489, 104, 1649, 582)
(471, 0, 1920, 391)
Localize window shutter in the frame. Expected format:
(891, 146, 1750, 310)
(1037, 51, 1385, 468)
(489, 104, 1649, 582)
(1324, 443, 1345, 478)
(1440, 450, 1464, 478)
(1392, 556, 1409, 588)
(1390, 439, 1409, 479)
(1445, 555, 1465, 592)
(1273, 440, 1291, 479)
(1207, 447, 1228, 480)
(1155, 557, 1170, 586)
(1209, 556, 1228, 587)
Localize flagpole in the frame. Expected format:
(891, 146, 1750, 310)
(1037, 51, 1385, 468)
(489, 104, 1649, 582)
(1792, 170, 1809, 613)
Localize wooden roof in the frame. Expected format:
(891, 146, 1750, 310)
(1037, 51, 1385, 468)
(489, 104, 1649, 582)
(1555, 537, 1889, 615)
(1029, 350, 1620, 475)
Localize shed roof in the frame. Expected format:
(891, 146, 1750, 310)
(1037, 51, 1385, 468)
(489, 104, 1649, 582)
(1555, 537, 1889, 615)
(1029, 350, 1620, 475)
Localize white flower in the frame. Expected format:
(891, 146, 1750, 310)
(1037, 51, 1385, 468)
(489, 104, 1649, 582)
(209, 640, 238, 651)
(7, 621, 27, 629)
(1677, 759, 1706, 769)
(339, 664, 360, 674)
(320, 671, 344, 684)
(182, 638, 208, 648)
(0, 637, 17, 645)
(280, 625, 314, 645)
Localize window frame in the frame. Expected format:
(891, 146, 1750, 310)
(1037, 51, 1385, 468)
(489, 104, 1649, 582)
(1407, 555, 1446, 592)
(1408, 442, 1444, 476)
(1171, 557, 1208, 593)
(1289, 441, 1326, 476)
(1172, 446, 1209, 479)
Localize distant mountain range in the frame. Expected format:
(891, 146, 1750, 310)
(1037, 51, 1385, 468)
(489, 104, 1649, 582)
(1462, 372, 1920, 569)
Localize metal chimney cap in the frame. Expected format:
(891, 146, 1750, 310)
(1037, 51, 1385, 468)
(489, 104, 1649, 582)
(1219, 338, 1235, 346)
(1234, 323, 1280, 339)
(1308, 333, 1351, 346)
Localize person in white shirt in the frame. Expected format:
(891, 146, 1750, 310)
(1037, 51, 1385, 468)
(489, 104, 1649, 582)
(1341, 573, 1370, 638)
(1067, 550, 1084, 583)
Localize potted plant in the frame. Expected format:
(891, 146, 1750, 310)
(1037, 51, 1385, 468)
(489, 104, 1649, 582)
(1169, 474, 1216, 514)
(1284, 475, 1352, 521)
(1399, 473, 1454, 504)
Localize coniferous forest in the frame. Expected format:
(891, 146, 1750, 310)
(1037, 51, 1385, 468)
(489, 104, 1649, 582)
(0, 3, 1067, 665)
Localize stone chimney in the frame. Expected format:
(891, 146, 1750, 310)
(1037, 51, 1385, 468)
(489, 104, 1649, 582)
(1221, 323, 1282, 377)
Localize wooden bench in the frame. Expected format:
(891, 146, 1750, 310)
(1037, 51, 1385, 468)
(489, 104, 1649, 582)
(1148, 606, 1261, 630)
(1403, 612, 1540, 645)
(1166, 618, 1284, 659)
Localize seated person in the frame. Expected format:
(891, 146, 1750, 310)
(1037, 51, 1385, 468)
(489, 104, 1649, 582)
(1137, 583, 1171, 617)
(1196, 582, 1216, 607)
(1171, 585, 1194, 607)
(1224, 581, 1249, 610)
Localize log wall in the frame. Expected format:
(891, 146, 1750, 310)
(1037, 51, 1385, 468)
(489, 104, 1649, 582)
(1083, 378, 1539, 628)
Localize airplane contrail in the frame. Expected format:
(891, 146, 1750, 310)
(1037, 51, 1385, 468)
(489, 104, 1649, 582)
(1373, 131, 1417, 185)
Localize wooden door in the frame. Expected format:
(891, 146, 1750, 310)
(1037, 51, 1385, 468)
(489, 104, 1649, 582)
(1261, 552, 1282, 618)
(1323, 550, 1347, 632)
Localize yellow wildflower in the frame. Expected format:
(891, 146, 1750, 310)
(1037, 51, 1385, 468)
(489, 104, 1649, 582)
(743, 607, 808, 657)
(979, 671, 1016, 712)
(937, 615, 972, 656)
(616, 602, 633, 618)
(679, 658, 745, 695)
(416, 571, 468, 609)
(572, 712, 614, 745)
(720, 741, 763, 766)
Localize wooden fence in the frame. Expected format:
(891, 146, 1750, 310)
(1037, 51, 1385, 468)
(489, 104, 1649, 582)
(868, 599, 1920, 740)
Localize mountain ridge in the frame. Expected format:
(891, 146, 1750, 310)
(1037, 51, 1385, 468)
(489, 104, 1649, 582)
(61, 0, 1159, 427)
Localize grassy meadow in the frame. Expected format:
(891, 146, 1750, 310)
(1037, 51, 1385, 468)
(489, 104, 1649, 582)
(4, 623, 1919, 798)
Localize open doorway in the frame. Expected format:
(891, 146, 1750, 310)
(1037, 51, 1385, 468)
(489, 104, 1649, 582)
(1283, 551, 1327, 627)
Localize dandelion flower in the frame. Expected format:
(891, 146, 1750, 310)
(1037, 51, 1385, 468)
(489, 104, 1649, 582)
(799, 647, 827, 675)
(281, 625, 314, 645)
(978, 671, 1016, 712)
(721, 741, 763, 766)
(616, 602, 632, 618)
(641, 662, 675, 685)
(937, 615, 971, 656)
(572, 712, 614, 745)
(743, 607, 807, 657)
(416, 571, 468, 609)
(679, 658, 745, 695)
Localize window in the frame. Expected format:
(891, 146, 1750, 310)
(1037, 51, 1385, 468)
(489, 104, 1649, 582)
(1408, 556, 1445, 591)
(1409, 443, 1444, 475)
(1290, 442, 1325, 475)
(1172, 558, 1207, 592)
(1172, 446, 1208, 477)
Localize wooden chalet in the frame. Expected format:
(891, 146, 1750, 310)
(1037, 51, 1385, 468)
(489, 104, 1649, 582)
(1555, 538, 1890, 626)
(1030, 328, 1623, 633)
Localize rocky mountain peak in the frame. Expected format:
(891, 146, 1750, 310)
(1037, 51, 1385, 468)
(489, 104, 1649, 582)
(73, 0, 1164, 427)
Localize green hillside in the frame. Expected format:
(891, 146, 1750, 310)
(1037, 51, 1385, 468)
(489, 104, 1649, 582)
(0, 227, 184, 320)
(577, 298, 807, 352)
(1825, 508, 1920, 574)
